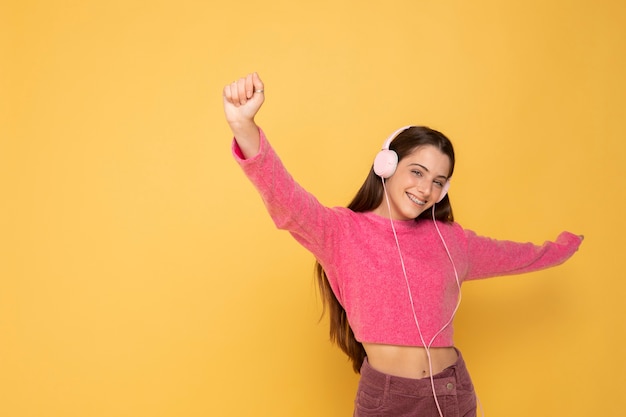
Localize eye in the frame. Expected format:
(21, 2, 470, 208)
(433, 180, 444, 188)
(411, 170, 423, 177)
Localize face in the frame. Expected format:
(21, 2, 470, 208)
(374, 145, 451, 221)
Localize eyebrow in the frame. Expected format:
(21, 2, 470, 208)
(408, 163, 449, 180)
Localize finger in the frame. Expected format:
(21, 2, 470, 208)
(224, 81, 241, 106)
(245, 74, 254, 99)
(252, 72, 264, 94)
(223, 84, 234, 103)
(237, 78, 248, 105)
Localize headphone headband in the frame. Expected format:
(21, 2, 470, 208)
(380, 125, 413, 151)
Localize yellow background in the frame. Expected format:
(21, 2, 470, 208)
(2, 1, 625, 416)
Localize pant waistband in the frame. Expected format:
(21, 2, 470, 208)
(359, 348, 465, 397)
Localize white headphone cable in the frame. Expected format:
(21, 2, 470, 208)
(381, 179, 446, 417)
(429, 205, 462, 347)
(430, 205, 484, 417)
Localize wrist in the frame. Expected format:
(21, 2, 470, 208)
(228, 121, 261, 159)
(228, 120, 259, 140)
(227, 118, 257, 131)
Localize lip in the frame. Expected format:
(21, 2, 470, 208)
(406, 192, 426, 206)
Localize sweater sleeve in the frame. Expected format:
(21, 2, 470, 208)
(463, 229, 583, 281)
(232, 128, 340, 257)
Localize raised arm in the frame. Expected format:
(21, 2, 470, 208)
(222, 72, 265, 158)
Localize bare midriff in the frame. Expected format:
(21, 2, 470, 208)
(363, 343, 458, 379)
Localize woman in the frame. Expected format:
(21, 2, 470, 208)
(222, 72, 583, 417)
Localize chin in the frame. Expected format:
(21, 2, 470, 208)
(401, 209, 425, 221)
(412, 206, 431, 219)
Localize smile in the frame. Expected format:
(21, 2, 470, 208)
(407, 193, 426, 206)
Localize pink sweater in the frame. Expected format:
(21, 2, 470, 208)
(233, 129, 582, 347)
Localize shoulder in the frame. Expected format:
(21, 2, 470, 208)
(433, 220, 471, 239)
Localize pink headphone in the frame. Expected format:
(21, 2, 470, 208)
(373, 126, 451, 203)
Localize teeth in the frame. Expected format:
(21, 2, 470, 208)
(407, 193, 426, 205)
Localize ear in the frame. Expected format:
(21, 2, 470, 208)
(373, 126, 412, 179)
(374, 149, 398, 178)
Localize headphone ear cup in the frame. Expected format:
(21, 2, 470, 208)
(374, 150, 398, 178)
(437, 181, 451, 203)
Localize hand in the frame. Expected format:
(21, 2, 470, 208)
(223, 72, 265, 127)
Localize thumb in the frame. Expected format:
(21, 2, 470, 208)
(252, 72, 264, 94)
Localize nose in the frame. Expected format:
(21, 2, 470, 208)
(416, 180, 432, 198)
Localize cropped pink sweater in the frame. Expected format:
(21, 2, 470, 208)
(233, 129, 582, 347)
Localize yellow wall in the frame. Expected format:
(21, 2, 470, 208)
(2, 1, 625, 416)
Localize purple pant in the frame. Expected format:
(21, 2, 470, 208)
(353, 349, 477, 417)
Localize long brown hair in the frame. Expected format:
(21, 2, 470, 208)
(315, 126, 456, 373)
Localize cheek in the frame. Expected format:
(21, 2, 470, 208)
(388, 177, 409, 192)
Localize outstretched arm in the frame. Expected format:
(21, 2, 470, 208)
(223, 72, 265, 159)
(463, 230, 584, 281)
